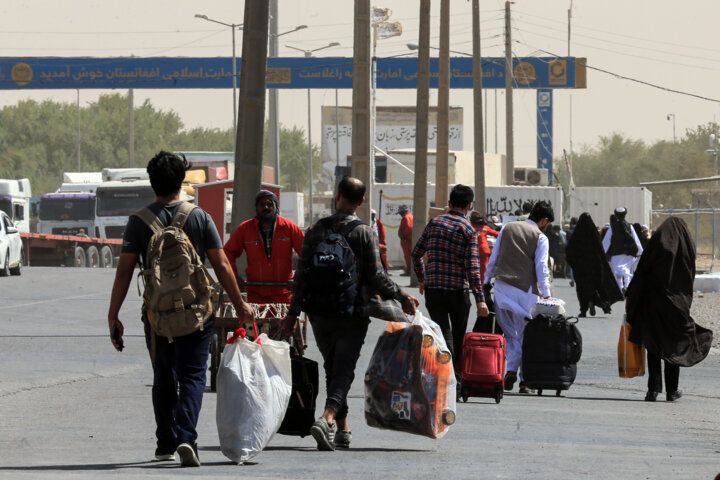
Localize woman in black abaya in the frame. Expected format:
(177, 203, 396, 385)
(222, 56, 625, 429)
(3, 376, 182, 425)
(626, 217, 713, 402)
(565, 212, 624, 317)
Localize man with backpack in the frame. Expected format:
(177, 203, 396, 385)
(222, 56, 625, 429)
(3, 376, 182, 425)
(107, 151, 254, 467)
(282, 176, 419, 452)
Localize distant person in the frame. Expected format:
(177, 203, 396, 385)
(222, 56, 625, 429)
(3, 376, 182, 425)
(370, 208, 388, 270)
(412, 185, 489, 384)
(517, 200, 534, 221)
(398, 205, 414, 276)
(107, 151, 254, 467)
(546, 224, 567, 278)
(282, 176, 419, 451)
(486, 201, 553, 394)
(565, 213, 623, 317)
(632, 222, 649, 249)
(626, 217, 713, 402)
(602, 207, 643, 295)
(469, 211, 498, 284)
(223, 189, 304, 304)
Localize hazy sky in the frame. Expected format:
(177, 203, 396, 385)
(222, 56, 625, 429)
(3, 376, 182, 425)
(3, 0, 719, 172)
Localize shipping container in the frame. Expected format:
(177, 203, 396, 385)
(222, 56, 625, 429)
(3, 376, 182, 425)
(568, 186, 652, 228)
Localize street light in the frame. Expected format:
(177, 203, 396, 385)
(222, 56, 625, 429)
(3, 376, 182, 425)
(666, 113, 676, 142)
(194, 14, 243, 139)
(407, 41, 470, 57)
(268, 23, 308, 185)
(286, 42, 341, 225)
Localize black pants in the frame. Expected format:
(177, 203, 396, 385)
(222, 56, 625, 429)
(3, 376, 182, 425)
(647, 351, 679, 393)
(424, 288, 471, 379)
(310, 315, 370, 421)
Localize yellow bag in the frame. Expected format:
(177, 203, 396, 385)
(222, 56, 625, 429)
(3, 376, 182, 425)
(618, 315, 646, 378)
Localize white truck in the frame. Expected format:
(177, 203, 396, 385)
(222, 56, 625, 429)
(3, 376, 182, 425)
(372, 183, 563, 267)
(567, 186, 652, 227)
(0, 178, 32, 233)
(95, 180, 155, 239)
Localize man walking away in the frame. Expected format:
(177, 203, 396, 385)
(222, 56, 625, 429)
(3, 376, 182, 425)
(224, 189, 304, 304)
(602, 207, 643, 295)
(107, 151, 254, 467)
(486, 201, 553, 394)
(282, 176, 419, 452)
(411, 185, 489, 385)
(398, 205, 414, 275)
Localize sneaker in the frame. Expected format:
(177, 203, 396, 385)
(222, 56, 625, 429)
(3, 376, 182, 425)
(177, 443, 200, 467)
(334, 430, 352, 449)
(154, 447, 175, 461)
(518, 383, 535, 394)
(504, 371, 517, 391)
(310, 417, 336, 451)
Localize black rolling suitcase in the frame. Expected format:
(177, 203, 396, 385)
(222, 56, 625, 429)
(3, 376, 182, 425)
(278, 335, 319, 437)
(521, 314, 582, 396)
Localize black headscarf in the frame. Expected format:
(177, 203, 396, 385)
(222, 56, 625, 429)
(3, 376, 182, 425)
(565, 212, 623, 306)
(632, 222, 649, 249)
(626, 217, 713, 367)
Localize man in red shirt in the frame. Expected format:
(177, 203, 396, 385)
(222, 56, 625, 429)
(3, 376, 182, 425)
(398, 205, 413, 276)
(469, 211, 499, 284)
(371, 209, 388, 270)
(224, 190, 304, 304)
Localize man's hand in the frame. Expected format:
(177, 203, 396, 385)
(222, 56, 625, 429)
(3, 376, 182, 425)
(477, 302, 489, 317)
(108, 317, 124, 352)
(235, 301, 255, 323)
(418, 280, 424, 295)
(282, 314, 299, 336)
(401, 295, 420, 315)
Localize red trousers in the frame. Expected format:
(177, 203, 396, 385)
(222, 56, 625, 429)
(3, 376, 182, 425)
(401, 241, 412, 273)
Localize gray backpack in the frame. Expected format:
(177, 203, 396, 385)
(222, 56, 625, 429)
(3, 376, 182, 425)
(134, 202, 215, 340)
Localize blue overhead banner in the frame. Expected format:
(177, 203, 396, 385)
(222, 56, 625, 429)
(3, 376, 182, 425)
(0, 56, 582, 90)
(537, 89, 554, 184)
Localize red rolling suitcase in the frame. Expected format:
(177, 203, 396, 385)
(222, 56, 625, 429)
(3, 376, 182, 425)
(460, 330, 506, 404)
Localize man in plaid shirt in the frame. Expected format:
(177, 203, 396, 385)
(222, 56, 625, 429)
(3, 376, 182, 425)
(411, 184, 489, 382)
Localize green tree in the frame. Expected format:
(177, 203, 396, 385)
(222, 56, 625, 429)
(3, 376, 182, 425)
(263, 123, 322, 193)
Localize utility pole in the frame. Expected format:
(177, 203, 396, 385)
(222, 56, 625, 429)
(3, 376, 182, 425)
(268, 0, 281, 184)
(351, 0, 372, 222)
(411, 0, 431, 287)
(568, 1, 574, 167)
(504, 1, 514, 185)
(435, 0, 450, 208)
(76, 89, 81, 171)
(128, 88, 135, 167)
(473, 0, 486, 213)
(232, 0, 269, 232)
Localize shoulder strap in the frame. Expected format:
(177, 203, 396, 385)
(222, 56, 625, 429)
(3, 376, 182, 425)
(170, 202, 196, 229)
(339, 219, 364, 237)
(133, 208, 164, 235)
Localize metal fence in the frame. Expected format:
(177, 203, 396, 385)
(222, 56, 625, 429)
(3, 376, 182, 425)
(651, 208, 720, 273)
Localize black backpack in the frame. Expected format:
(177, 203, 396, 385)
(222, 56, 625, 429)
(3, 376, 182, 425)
(302, 217, 364, 317)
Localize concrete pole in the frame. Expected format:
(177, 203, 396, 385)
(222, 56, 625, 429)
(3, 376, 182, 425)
(504, 1, 514, 185)
(335, 88, 341, 169)
(76, 89, 81, 171)
(473, 0, 486, 214)
(435, 0, 450, 208)
(411, 0, 431, 287)
(308, 88, 313, 223)
(232, 25, 238, 141)
(232, 0, 269, 232)
(268, 0, 280, 184)
(351, 0, 372, 223)
(128, 89, 135, 168)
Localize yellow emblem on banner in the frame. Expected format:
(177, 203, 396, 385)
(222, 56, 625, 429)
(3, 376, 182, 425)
(266, 68, 291, 84)
(11, 62, 33, 86)
(513, 62, 536, 86)
(548, 59, 567, 85)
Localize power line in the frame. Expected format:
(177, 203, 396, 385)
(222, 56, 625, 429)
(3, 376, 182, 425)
(520, 44, 720, 104)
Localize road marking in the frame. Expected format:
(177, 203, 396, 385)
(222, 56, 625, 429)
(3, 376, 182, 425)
(0, 292, 106, 310)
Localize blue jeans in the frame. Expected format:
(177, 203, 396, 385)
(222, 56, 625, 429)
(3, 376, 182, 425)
(143, 315, 214, 451)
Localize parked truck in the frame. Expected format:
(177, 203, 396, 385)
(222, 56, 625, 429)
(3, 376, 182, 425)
(0, 178, 32, 233)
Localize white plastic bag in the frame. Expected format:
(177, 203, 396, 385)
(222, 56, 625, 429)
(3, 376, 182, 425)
(365, 311, 457, 439)
(216, 331, 292, 464)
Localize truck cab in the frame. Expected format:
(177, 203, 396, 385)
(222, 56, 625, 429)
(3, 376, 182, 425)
(37, 192, 96, 236)
(95, 180, 155, 239)
(0, 179, 32, 233)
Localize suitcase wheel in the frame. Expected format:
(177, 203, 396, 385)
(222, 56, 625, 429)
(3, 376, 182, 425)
(556, 390, 561, 397)
(537, 389, 543, 396)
